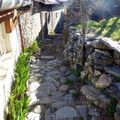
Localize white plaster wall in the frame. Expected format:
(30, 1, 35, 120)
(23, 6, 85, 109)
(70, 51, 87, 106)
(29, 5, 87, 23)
(0, 24, 21, 120)
(48, 9, 64, 34)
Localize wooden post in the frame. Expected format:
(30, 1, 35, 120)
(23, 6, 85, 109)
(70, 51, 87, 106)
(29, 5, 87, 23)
(18, 17, 24, 52)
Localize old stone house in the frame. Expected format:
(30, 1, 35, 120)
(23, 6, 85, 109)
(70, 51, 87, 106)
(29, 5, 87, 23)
(32, 0, 68, 41)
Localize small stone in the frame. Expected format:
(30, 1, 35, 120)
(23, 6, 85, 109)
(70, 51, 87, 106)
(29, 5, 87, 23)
(60, 66, 68, 74)
(76, 105, 87, 120)
(33, 105, 42, 114)
(63, 93, 74, 104)
(81, 71, 86, 79)
(93, 70, 101, 77)
(66, 74, 77, 82)
(80, 85, 110, 109)
(84, 62, 94, 75)
(55, 106, 78, 120)
(59, 85, 69, 92)
(40, 55, 55, 60)
(88, 108, 99, 117)
(60, 77, 66, 83)
(27, 112, 41, 120)
(95, 74, 112, 89)
(64, 70, 71, 76)
(28, 81, 40, 93)
(52, 101, 67, 110)
(54, 81, 60, 87)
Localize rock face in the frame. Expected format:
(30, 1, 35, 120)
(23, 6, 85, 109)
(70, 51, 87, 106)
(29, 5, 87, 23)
(80, 85, 110, 109)
(95, 74, 112, 89)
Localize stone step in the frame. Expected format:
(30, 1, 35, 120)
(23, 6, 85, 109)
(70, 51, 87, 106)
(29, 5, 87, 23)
(80, 85, 110, 109)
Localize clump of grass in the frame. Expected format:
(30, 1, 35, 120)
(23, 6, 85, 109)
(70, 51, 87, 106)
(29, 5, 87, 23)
(75, 17, 120, 41)
(106, 98, 118, 117)
(65, 79, 74, 86)
(7, 40, 39, 120)
(24, 40, 40, 55)
(72, 69, 81, 77)
(72, 91, 79, 98)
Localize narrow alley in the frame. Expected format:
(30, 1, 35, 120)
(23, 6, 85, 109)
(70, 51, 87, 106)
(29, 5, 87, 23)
(27, 35, 87, 120)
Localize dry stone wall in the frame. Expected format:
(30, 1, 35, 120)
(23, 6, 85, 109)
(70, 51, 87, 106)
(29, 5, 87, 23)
(64, 26, 120, 71)
(64, 26, 120, 119)
(20, 10, 41, 47)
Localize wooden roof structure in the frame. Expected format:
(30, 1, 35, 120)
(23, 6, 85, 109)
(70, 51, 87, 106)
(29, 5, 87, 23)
(33, 0, 68, 4)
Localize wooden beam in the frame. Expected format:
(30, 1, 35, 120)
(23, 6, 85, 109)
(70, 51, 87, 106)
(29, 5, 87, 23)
(0, 9, 14, 15)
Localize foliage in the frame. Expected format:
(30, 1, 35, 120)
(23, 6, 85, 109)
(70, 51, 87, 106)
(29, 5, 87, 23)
(7, 41, 39, 120)
(72, 69, 81, 77)
(76, 17, 120, 41)
(65, 79, 74, 86)
(79, 117, 84, 120)
(24, 40, 39, 55)
(72, 91, 79, 98)
(106, 98, 118, 117)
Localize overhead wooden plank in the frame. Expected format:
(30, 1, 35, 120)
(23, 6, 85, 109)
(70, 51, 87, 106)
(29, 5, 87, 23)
(4, 10, 18, 33)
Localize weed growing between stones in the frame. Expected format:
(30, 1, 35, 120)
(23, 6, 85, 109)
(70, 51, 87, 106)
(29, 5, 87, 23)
(79, 116, 84, 120)
(72, 91, 79, 98)
(24, 40, 40, 55)
(65, 79, 74, 86)
(106, 98, 118, 117)
(7, 41, 39, 120)
(72, 69, 81, 77)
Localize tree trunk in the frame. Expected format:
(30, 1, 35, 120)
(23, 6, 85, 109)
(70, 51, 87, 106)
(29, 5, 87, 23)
(81, 22, 87, 66)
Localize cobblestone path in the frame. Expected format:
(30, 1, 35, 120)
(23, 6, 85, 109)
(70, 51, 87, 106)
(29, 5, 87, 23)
(26, 36, 87, 120)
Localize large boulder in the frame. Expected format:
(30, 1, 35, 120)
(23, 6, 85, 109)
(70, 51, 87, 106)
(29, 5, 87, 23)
(80, 85, 110, 109)
(95, 74, 112, 89)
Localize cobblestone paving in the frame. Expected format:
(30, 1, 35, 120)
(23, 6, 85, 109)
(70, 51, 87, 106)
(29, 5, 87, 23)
(26, 56, 88, 120)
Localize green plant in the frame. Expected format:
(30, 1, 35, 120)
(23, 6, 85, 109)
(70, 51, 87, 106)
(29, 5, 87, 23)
(79, 117, 84, 120)
(65, 79, 74, 86)
(24, 40, 39, 55)
(7, 41, 39, 120)
(72, 69, 81, 77)
(72, 91, 79, 98)
(106, 98, 118, 117)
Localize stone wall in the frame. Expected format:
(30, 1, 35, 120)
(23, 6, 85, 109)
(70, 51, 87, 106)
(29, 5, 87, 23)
(64, 26, 120, 71)
(64, 26, 120, 119)
(20, 10, 41, 47)
(0, 24, 21, 120)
